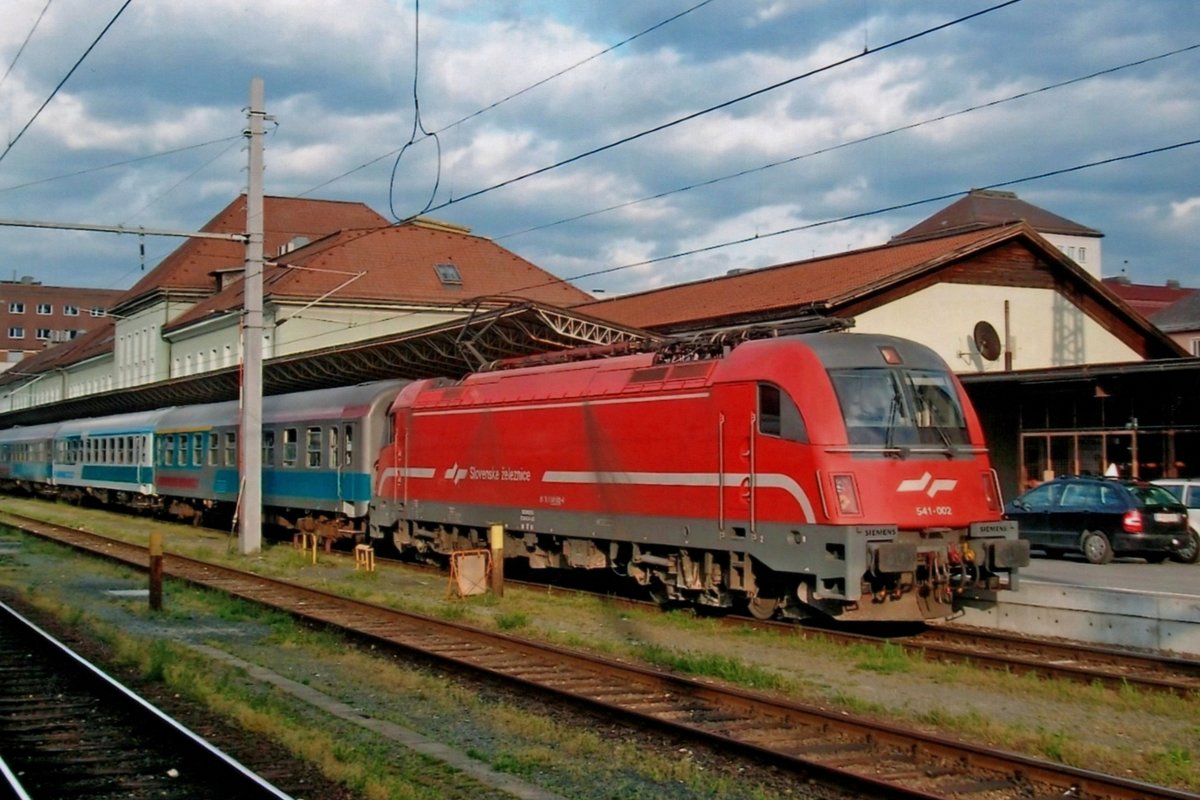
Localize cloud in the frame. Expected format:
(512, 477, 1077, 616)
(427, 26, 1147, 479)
(0, 0, 1196, 293)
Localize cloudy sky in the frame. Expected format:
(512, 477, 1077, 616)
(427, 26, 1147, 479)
(0, 0, 1197, 298)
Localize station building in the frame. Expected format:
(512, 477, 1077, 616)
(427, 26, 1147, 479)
(579, 191, 1198, 499)
(1, 189, 1195, 505)
(0, 194, 650, 421)
(0, 278, 122, 372)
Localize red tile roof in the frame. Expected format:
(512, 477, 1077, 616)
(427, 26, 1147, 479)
(577, 226, 1016, 330)
(116, 195, 388, 306)
(892, 189, 1101, 242)
(164, 220, 592, 333)
(1101, 277, 1195, 318)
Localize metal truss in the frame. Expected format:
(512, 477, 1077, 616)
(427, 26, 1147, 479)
(0, 302, 659, 426)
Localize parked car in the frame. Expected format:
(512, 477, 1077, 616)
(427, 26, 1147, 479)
(1005, 476, 1191, 564)
(1151, 478, 1200, 563)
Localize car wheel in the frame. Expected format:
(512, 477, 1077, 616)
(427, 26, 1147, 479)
(1081, 531, 1113, 565)
(1171, 528, 1200, 564)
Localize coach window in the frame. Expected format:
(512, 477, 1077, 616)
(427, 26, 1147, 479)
(758, 383, 808, 442)
(224, 432, 236, 466)
(306, 427, 321, 468)
(283, 428, 298, 467)
(180, 434, 190, 467)
(263, 429, 276, 466)
(207, 432, 219, 466)
(328, 427, 339, 468)
(344, 425, 354, 462)
(192, 433, 204, 466)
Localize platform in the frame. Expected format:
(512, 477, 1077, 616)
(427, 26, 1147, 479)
(953, 557, 1200, 657)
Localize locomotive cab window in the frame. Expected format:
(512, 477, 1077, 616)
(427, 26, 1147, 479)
(757, 383, 807, 442)
(830, 367, 967, 447)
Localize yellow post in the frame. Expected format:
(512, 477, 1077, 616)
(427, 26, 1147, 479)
(148, 531, 163, 611)
(488, 523, 505, 597)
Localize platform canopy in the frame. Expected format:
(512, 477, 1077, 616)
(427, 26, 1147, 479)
(0, 302, 661, 427)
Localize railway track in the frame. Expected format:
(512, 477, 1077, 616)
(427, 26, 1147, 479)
(0, 599, 292, 800)
(382, 550, 1200, 696)
(3, 513, 1196, 800)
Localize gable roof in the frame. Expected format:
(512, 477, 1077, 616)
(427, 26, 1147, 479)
(577, 222, 1184, 359)
(115, 195, 388, 310)
(891, 188, 1102, 243)
(163, 219, 592, 334)
(577, 226, 1017, 330)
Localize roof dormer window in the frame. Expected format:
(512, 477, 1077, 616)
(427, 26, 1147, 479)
(434, 263, 462, 286)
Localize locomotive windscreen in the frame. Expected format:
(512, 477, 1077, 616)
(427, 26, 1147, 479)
(829, 367, 967, 448)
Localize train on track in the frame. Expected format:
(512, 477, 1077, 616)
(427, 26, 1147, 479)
(0, 331, 1028, 622)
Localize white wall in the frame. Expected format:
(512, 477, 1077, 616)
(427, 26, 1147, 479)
(854, 283, 1140, 372)
(1041, 233, 1102, 278)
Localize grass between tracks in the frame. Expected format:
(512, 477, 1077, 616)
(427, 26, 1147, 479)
(2, 495, 1199, 793)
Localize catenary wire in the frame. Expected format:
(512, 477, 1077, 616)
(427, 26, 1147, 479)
(396, 0, 1025, 222)
(300, 0, 718, 199)
(556, 138, 1200, 293)
(0, 0, 134, 168)
(0, 0, 53, 95)
(0, 135, 243, 195)
(494, 42, 1200, 243)
(287, 138, 1198, 347)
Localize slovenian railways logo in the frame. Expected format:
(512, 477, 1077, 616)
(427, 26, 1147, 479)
(897, 472, 957, 498)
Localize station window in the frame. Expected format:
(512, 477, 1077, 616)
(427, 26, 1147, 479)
(64, 305, 79, 316)
(306, 427, 321, 468)
(9, 303, 23, 314)
(224, 431, 236, 466)
(8, 327, 23, 339)
(283, 428, 298, 467)
(36, 329, 51, 340)
(36, 303, 51, 315)
(263, 429, 275, 466)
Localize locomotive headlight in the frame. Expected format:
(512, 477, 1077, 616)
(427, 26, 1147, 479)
(831, 473, 861, 515)
(980, 471, 1001, 512)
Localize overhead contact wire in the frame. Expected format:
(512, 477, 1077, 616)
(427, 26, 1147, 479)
(401, 0, 1025, 221)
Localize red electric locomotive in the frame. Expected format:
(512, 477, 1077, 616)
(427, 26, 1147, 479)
(370, 331, 1029, 622)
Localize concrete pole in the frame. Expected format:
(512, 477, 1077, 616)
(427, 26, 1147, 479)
(239, 78, 266, 554)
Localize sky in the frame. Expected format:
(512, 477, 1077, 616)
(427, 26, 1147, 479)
(0, 0, 1197, 298)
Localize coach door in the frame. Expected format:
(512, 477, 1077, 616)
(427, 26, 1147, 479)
(719, 389, 759, 539)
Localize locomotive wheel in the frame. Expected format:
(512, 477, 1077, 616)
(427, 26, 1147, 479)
(747, 594, 780, 620)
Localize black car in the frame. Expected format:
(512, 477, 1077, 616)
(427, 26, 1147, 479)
(1005, 476, 1191, 564)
